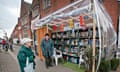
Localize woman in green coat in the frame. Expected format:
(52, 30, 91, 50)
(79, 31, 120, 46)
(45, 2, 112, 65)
(17, 38, 35, 72)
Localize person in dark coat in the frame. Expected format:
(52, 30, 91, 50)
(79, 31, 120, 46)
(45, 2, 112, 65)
(9, 38, 13, 51)
(41, 33, 54, 69)
(17, 39, 20, 44)
(17, 38, 35, 72)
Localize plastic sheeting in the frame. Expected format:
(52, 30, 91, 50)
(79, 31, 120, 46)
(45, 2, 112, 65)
(94, 0, 117, 70)
(36, 0, 117, 71)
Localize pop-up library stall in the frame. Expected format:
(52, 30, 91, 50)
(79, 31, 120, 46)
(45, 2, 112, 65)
(34, 0, 117, 71)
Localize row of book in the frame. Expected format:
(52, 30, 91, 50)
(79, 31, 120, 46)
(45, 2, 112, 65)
(53, 39, 99, 46)
(52, 30, 99, 38)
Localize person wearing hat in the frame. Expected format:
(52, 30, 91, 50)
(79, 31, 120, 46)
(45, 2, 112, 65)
(17, 38, 35, 72)
(41, 33, 54, 69)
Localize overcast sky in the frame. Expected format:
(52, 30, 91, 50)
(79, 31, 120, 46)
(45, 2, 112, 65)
(0, 0, 32, 38)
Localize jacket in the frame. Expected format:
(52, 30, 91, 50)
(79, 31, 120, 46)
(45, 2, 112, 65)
(41, 38, 54, 57)
(2, 40, 6, 45)
(17, 45, 35, 72)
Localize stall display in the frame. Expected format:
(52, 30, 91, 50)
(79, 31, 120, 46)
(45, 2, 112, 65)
(51, 26, 99, 64)
(34, 0, 117, 71)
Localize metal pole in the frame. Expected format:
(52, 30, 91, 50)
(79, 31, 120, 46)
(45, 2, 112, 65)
(92, 0, 96, 72)
(92, 18, 96, 72)
(47, 23, 48, 33)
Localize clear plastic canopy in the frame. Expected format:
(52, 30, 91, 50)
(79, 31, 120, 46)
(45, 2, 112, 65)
(36, 0, 117, 71)
(93, 0, 117, 71)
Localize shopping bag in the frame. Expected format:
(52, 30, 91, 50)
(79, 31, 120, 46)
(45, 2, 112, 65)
(24, 57, 34, 72)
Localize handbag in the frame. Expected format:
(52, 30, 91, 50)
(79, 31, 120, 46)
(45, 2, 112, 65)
(24, 57, 34, 72)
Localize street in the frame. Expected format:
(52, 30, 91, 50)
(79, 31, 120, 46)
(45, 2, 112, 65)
(0, 45, 74, 72)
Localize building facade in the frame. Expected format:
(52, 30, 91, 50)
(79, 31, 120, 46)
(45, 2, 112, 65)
(10, 0, 119, 57)
(19, 0, 32, 39)
(103, 0, 119, 32)
(10, 20, 21, 44)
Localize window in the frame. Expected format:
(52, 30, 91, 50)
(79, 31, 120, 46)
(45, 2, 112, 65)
(23, 29, 28, 38)
(98, 0, 104, 3)
(70, 0, 77, 3)
(32, 8, 39, 18)
(71, 0, 74, 3)
(43, 0, 51, 9)
(23, 25, 29, 30)
(23, 25, 29, 38)
(21, 16, 27, 25)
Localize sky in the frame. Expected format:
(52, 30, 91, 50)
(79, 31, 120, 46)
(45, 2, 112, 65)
(0, 0, 32, 38)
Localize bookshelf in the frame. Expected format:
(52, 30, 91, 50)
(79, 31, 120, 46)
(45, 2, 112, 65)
(51, 27, 99, 64)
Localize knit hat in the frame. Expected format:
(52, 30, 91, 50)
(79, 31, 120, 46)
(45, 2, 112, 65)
(21, 38, 32, 44)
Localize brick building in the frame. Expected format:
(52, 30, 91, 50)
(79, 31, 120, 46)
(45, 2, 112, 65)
(10, 25, 18, 39)
(103, 0, 119, 32)
(19, 0, 32, 39)
(39, 0, 77, 18)
(11, 0, 33, 43)
(10, 0, 119, 54)
(31, 0, 40, 56)
(10, 17, 22, 44)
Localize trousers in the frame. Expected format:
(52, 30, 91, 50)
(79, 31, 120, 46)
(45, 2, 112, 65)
(44, 52, 53, 68)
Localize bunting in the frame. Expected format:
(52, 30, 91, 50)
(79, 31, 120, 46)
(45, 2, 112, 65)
(80, 15, 85, 26)
(52, 24, 57, 31)
(69, 18, 74, 28)
(60, 24, 64, 32)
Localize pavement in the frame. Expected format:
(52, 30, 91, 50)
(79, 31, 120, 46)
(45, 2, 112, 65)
(0, 44, 74, 72)
(0, 46, 20, 72)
